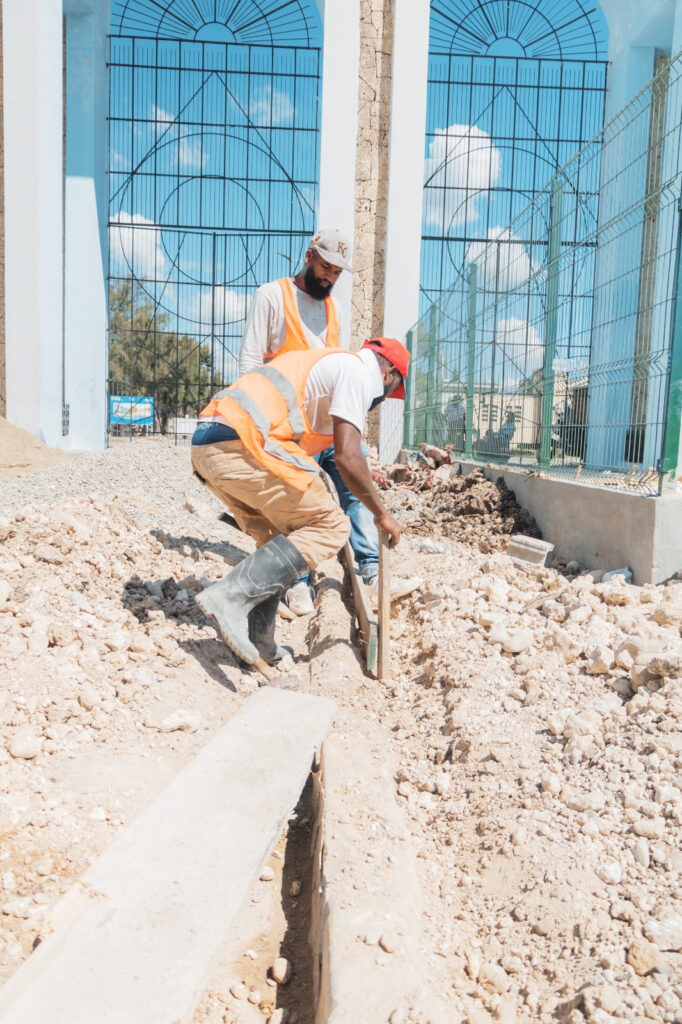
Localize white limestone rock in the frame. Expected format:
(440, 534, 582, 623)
(644, 913, 682, 951)
(595, 860, 622, 885)
(586, 646, 614, 675)
(8, 728, 42, 760)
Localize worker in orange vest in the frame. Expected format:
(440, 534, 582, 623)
(238, 229, 385, 616)
(191, 338, 409, 672)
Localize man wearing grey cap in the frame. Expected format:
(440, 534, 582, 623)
(237, 228, 381, 614)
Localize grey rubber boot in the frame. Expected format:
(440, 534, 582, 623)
(248, 595, 293, 664)
(196, 535, 308, 665)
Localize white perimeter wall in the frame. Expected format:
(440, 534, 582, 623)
(380, 0, 430, 462)
(2, 0, 109, 452)
(2, 0, 64, 445)
(64, 0, 109, 452)
(317, 0, 360, 348)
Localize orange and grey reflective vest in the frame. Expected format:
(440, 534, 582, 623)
(263, 278, 339, 361)
(198, 348, 359, 491)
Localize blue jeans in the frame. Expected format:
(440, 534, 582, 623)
(294, 444, 379, 588)
(316, 444, 379, 579)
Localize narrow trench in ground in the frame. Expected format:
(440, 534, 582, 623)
(193, 775, 316, 1024)
(275, 775, 315, 1024)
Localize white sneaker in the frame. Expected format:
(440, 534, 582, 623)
(285, 581, 315, 616)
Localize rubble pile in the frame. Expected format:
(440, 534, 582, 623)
(378, 538, 682, 1024)
(0, 440, 680, 1024)
(0, 471, 280, 984)
(384, 448, 541, 552)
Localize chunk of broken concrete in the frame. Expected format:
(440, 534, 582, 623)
(506, 534, 554, 567)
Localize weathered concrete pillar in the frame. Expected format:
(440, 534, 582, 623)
(351, 0, 393, 353)
(351, 0, 394, 444)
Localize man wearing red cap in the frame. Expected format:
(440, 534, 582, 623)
(191, 338, 409, 673)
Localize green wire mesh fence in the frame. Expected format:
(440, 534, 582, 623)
(391, 53, 682, 496)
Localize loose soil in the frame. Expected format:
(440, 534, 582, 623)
(0, 416, 68, 482)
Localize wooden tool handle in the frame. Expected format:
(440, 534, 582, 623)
(377, 529, 391, 680)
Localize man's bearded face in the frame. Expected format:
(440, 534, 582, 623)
(303, 252, 342, 300)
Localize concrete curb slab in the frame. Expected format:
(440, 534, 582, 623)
(0, 688, 336, 1024)
(307, 571, 450, 1024)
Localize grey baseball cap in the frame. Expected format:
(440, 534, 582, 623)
(309, 228, 353, 272)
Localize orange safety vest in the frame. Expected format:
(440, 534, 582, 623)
(263, 278, 339, 361)
(198, 348, 360, 492)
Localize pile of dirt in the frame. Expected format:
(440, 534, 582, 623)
(0, 417, 69, 482)
(387, 463, 542, 553)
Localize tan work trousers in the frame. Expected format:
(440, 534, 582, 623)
(191, 441, 350, 569)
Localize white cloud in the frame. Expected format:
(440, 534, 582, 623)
(466, 227, 540, 291)
(423, 124, 501, 231)
(152, 104, 175, 128)
(249, 86, 295, 126)
(109, 212, 166, 279)
(186, 286, 251, 327)
(178, 137, 207, 170)
(151, 106, 207, 170)
(495, 317, 545, 375)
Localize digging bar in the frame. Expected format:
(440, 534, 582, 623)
(377, 528, 391, 680)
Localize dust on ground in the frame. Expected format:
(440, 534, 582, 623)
(0, 417, 69, 482)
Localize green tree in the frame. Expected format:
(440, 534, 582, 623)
(108, 280, 224, 433)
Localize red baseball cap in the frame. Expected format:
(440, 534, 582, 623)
(361, 337, 410, 400)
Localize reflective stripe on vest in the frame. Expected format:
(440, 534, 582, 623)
(226, 386, 320, 477)
(250, 365, 306, 439)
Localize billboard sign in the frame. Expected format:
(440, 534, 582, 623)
(109, 395, 155, 426)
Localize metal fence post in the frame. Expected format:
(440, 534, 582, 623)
(539, 179, 564, 467)
(404, 329, 415, 447)
(660, 196, 682, 485)
(466, 264, 477, 457)
(426, 306, 437, 443)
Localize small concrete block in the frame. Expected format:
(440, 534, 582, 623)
(0, 689, 335, 1024)
(506, 534, 554, 566)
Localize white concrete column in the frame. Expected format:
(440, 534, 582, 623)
(317, 0, 360, 348)
(64, 0, 109, 451)
(2, 0, 64, 444)
(379, 0, 430, 462)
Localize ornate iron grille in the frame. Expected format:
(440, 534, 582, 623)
(111, 0, 322, 45)
(107, 2, 321, 438)
(429, 0, 606, 60)
(420, 0, 608, 318)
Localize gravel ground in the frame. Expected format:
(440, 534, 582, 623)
(0, 439, 195, 525)
(0, 439, 311, 1006)
(1, 440, 681, 1024)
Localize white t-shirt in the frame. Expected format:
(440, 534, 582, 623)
(239, 279, 344, 374)
(305, 350, 383, 435)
